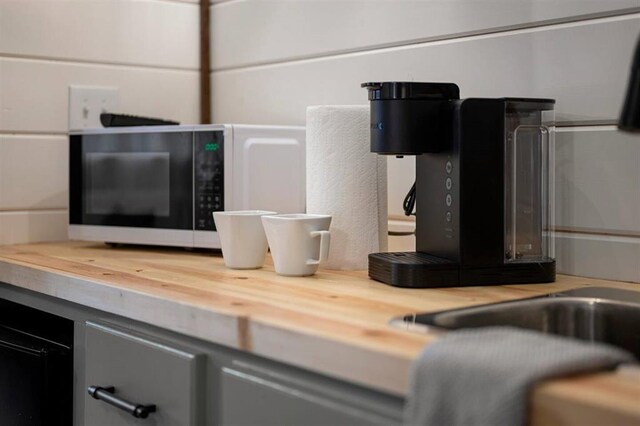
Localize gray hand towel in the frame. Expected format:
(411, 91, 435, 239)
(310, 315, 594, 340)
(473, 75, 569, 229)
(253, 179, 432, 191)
(404, 327, 635, 426)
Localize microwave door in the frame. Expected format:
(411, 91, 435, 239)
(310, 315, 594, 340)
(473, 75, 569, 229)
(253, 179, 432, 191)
(70, 131, 193, 232)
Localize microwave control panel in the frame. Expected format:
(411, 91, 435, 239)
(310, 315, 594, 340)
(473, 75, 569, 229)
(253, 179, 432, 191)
(194, 131, 224, 231)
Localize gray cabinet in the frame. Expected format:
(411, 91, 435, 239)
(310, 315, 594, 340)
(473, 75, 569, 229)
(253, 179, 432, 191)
(0, 284, 404, 426)
(84, 322, 205, 425)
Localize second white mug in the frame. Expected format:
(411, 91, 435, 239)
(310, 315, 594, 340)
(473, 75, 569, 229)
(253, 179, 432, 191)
(261, 214, 332, 276)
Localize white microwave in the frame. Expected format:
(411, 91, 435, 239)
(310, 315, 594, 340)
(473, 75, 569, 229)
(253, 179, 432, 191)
(69, 124, 305, 248)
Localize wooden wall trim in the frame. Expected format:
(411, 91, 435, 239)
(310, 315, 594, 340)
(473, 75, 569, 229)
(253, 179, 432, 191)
(200, 0, 211, 123)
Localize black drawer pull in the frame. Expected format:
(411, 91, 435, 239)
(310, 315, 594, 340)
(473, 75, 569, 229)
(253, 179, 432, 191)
(87, 385, 156, 419)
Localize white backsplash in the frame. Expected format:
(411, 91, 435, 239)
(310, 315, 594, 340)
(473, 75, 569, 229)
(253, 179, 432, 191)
(0, 0, 201, 245)
(210, 2, 640, 282)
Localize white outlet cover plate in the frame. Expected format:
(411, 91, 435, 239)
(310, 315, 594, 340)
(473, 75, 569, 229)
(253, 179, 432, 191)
(68, 85, 119, 131)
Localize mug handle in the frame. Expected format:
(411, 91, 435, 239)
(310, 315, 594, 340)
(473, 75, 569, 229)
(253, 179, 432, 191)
(307, 230, 331, 265)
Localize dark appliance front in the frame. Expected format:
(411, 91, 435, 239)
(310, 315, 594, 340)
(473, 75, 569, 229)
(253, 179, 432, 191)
(363, 82, 556, 288)
(0, 299, 73, 425)
(69, 129, 224, 233)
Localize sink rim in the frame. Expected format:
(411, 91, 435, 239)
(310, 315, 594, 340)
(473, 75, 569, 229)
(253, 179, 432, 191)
(390, 286, 640, 335)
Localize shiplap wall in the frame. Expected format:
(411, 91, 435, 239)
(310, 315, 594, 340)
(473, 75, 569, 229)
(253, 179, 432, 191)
(0, 0, 201, 245)
(211, 1, 640, 282)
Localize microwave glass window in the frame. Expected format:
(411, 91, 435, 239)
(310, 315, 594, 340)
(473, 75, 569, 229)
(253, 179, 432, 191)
(70, 131, 193, 229)
(85, 152, 171, 217)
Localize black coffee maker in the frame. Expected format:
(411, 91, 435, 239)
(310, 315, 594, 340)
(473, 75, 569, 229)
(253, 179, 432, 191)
(363, 82, 556, 288)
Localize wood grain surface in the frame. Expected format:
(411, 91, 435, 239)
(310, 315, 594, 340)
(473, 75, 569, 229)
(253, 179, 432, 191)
(0, 242, 638, 423)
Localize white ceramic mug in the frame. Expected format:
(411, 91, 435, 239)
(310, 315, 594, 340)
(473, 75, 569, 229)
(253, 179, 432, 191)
(261, 214, 332, 276)
(213, 210, 276, 269)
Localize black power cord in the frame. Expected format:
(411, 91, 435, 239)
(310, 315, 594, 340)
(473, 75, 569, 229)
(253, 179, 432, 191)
(403, 181, 417, 216)
(386, 181, 417, 237)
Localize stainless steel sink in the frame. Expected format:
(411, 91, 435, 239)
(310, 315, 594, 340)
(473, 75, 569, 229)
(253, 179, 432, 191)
(391, 287, 640, 358)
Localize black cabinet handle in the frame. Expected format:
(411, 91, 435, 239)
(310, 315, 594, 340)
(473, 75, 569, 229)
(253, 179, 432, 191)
(87, 385, 156, 419)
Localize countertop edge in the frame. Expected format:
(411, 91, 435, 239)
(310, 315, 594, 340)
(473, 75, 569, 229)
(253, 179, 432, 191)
(0, 257, 419, 395)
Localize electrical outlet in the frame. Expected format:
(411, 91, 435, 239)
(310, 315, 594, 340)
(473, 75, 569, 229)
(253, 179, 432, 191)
(68, 85, 119, 131)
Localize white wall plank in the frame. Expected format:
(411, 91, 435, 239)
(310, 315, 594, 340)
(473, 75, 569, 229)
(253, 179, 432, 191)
(211, 1, 640, 70)
(0, 135, 68, 211)
(0, 58, 200, 133)
(556, 233, 640, 282)
(0, 210, 68, 245)
(556, 126, 640, 235)
(213, 15, 640, 234)
(385, 126, 640, 246)
(212, 15, 640, 126)
(0, 0, 199, 69)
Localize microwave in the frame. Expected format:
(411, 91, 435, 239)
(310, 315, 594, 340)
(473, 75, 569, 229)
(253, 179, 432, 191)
(69, 124, 306, 248)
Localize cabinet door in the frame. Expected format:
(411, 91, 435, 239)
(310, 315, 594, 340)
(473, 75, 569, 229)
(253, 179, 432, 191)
(84, 322, 204, 426)
(220, 365, 402, 426)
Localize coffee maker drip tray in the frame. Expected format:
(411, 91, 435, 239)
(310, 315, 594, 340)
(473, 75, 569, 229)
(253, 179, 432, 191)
(369, 252, 459, 288)
(369, 252, 555, 288)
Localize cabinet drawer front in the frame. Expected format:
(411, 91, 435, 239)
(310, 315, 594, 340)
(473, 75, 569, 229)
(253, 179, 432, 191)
(84, 322, 203, 426)
(220, 367, 400, 426)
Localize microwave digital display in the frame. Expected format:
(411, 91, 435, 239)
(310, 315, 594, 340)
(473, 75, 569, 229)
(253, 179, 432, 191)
(194, 131, 224, 231)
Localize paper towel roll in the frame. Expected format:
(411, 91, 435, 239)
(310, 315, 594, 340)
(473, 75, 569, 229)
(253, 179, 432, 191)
(306, 105, 387, 270)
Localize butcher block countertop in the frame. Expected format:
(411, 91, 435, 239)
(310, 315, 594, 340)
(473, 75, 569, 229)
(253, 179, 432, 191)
(0, 242, 638, 424)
